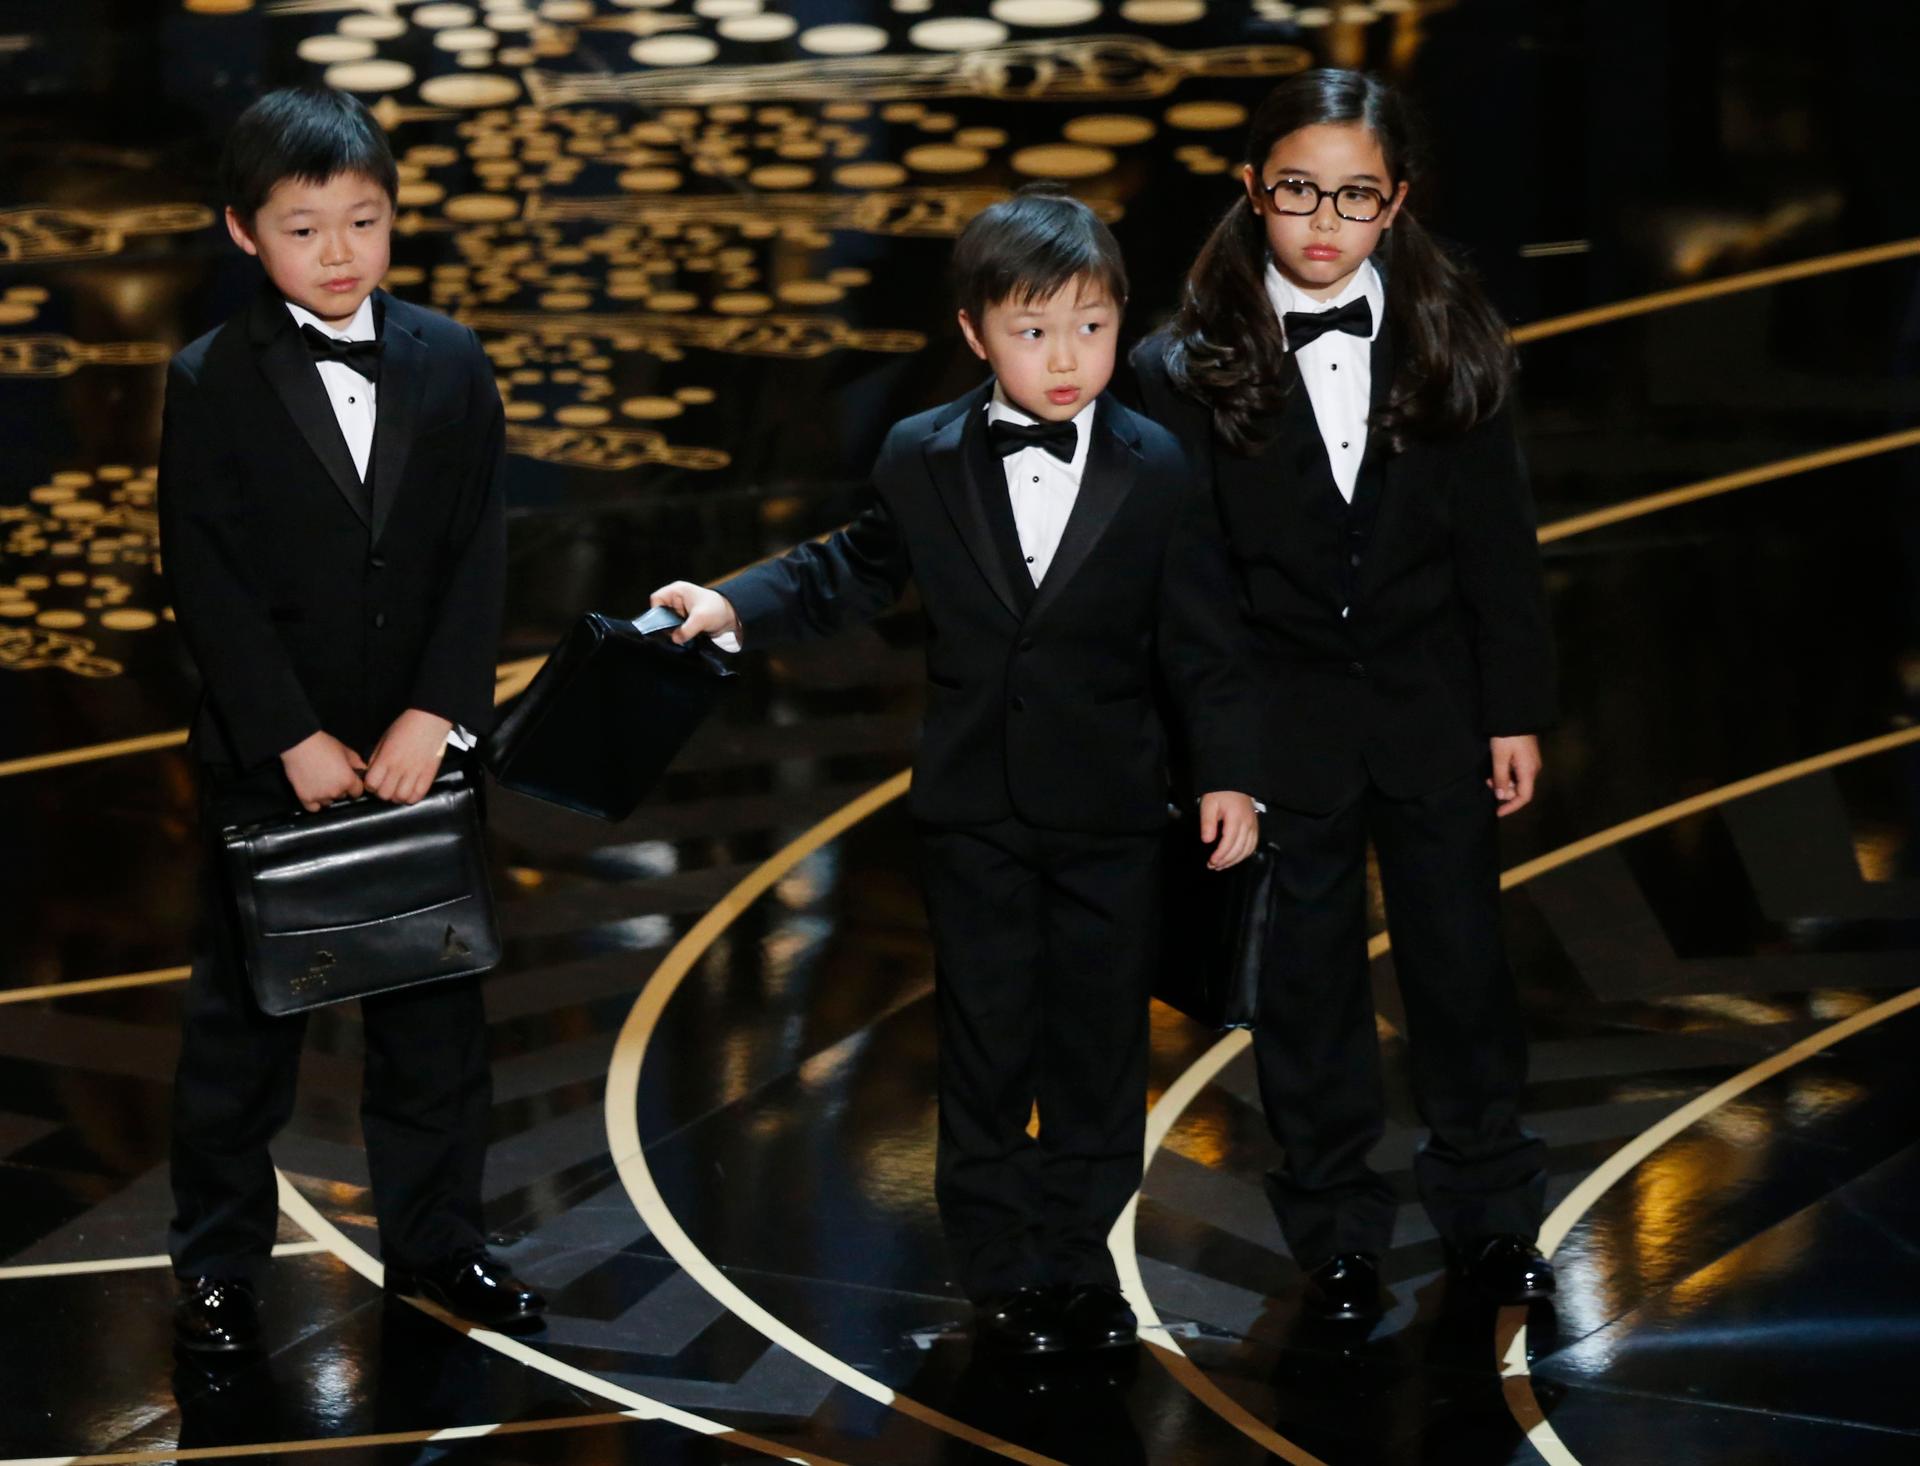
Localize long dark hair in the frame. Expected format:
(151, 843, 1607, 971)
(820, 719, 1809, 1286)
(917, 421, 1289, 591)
(1167, 69, 1513, 455)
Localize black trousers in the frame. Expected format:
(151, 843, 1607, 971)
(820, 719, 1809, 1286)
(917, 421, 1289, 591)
(168, 766, 492, 1285)
(917, 817, 1161, 1302)
(1252, 771, 1545, 1267)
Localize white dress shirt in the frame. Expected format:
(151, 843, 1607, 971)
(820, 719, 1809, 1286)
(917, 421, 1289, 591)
(288, 298, 473, 752)
(1263, 257, 1382, 503)
(286, 297, 378, 481)
(986, 385, 1096, 584)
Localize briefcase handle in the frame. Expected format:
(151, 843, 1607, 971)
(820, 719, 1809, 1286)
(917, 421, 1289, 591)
(220, 758, 477, 839)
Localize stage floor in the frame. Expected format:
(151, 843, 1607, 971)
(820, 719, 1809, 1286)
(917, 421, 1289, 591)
(3, 2, 1919, 1463)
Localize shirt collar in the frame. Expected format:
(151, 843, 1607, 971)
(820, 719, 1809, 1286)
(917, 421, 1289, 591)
(1263, 257, 1383, 346)
(287, 294, 377, 344)
(985, 383, 1098, 478)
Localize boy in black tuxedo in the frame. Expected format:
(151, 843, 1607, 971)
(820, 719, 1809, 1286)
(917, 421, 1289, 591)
(158, 87, 541, 1351)
(651, 185, 1259, 1355)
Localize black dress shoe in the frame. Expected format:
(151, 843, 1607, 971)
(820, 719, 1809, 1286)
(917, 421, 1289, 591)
(174, 1277, 261, 1354)
(1454, 1235, 1556, 1304)
(974, 1286, 1071, 1357)
(1061, 1283, 1138, 1351)
(1304, 1253, 1384, 1322)
(387, 1252, 545, 1331)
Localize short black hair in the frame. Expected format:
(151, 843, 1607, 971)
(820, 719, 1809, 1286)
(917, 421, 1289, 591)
(220, 86, 398, 224)
(951, 181, 1128, 324)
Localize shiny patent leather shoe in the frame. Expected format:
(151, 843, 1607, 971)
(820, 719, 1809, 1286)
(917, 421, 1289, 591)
(974, 1286, 1071, 1357)
(386, 1252, 546, 1331)
(174, 1277, 261, 1353)
(1454, 1234, 1556, 1304)
(1305, 1252, 1384, 1322)
(1061, 1282, 1138, 1351)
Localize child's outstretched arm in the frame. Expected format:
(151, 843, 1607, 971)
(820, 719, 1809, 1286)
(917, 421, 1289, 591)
(657, 429, 914, 651)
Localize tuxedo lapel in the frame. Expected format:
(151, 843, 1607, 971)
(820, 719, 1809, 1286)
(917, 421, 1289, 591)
(247, 284, 370, 527)
(923, 381, 1024, 621)
(1027, 396, 1139, 622)
(369, 291, 425, 547)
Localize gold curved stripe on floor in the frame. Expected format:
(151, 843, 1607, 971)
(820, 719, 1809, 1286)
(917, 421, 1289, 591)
(270, 1173, 846, 1466)
(1120, 722, 1920, 1463)
(0, 1409, 653, 1466)
(1536, 426, 1920, 543)
(1510, 234, 1920, 344)
(1495, 978, 1920, 1466)
(0, 730, 189, 780)
(602, 772, 1075, 1466)
(0, 965, 190, 1008)
(0, 1239, 325, 1282)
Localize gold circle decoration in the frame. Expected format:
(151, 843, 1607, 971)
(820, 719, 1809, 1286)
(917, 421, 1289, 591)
(632, 35, 720, 65)
(719, 13, 797, 40)
(1165, 100, 1248, 130)
(325, 59, 417, 92)
(693, 0, 762, 14)
(777, 281, 845, 305)
(414, 2, 478, 25)
(748, 164, 814, 189)
(834, 161, 908, 187)
(798, 23, 889, 55)
(339, 14, 407, 38)
(904, 144, 988, 173)
(1064, 114, 1157, 146)
(53, 500, 106, 521)
(444, 193, 522, 221)
(5, 286, 49, 304)
(620, 396, 684, 420)
(296, 35, 376, 63)
(503, 400, 545, 421)
(184, 0, 252, 12)
(989, 0, 1101, 24)
(406, 144, 461, 166)
(99, 609, 158, 632)
(712, 292, 773, 314)
(540, 291, 594, 309)
(908, 17, 1009, 48)
(35, 611, 86, 630)
(1010, 143, 1115, 178)
(0, 601, 37, 618)
(675, 386, 717, 404)
(0, 304, 37, 326)
(1120, 0, 1207, 19)
(435, 26, 499, 50)
(539, 0, 595, 16)
(418, 73, 522, 107)
(648, 291, 699, 311)
(397, 181, 446, 206)
(554, 405, 611, 426)
(619, 167, 684, 191)
(955, 127, 1009, 148)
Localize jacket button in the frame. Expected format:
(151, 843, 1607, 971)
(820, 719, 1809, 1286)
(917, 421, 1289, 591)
(1350, 552, 1362, 567)
(1348, 661, 1366, 678)
(1019, 637, 1034, 652)
(370, 555, 387, 570)
(374, 611, 388, 630)
(1010, 696, 1026, 712)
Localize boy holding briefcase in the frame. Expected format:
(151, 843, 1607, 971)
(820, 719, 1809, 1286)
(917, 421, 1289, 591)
(158, 86, 541, 1352)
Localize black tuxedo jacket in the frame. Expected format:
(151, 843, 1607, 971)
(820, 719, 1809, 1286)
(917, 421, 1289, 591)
(158, 282, 507, 772)
(1127, 327, 1555, 815)
(719, 381, 1257, 834)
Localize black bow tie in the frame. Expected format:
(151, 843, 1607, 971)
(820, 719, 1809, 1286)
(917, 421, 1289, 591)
(988, 417, 1078, 464)
(299, 322, 382, 382)
(1282, 296, 1373, 352)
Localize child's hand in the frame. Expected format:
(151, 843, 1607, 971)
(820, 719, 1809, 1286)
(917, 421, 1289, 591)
(365, 709, 453, 805)
(649, 581, 741, 645)
(1199, 791, 1260, 870)
(1488, 735, 1542, 816)
(281, 731, 367, 813)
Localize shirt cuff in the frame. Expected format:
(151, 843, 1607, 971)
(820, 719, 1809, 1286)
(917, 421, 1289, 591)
(446, 724, 477, 751)
(710, 630, 742, 654)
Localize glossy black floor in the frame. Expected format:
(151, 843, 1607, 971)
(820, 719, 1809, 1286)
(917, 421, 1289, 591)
(3, 2, 1918, 1463)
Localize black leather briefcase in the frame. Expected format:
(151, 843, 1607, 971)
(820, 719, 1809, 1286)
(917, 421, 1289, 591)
(220, 762, 501, 1017)
(484, 607, 735, 821)
(1156, 812, 1275, 1030)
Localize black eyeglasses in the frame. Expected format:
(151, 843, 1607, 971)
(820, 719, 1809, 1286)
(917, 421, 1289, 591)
(1259, 177, 1391, 223)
